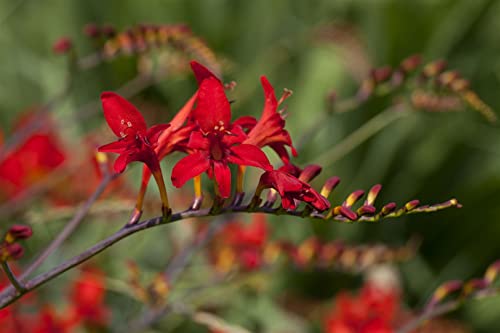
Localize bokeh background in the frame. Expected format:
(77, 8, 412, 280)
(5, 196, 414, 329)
(1, 0, 500, 332)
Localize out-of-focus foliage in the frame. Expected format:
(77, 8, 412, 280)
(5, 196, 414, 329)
(1, 0, 500, 332)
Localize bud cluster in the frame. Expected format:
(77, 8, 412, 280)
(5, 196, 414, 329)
(425, 259, 500, 311)
(0, 225, 32, 261)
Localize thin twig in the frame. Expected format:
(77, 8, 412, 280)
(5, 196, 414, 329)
(126, 217, 232, 332)
(20, 172, 118, 279)
(1, 262, 26, 293)
(164, 216, 231, 283)
(396, 301, 460, 333)
(315, 104, 409, 167)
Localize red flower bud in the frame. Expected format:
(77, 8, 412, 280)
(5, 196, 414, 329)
(5, 225, 33, 243)
(52, 37, 73, 54)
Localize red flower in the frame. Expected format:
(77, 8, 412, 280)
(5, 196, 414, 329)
(132, 91, 197, 221)
(213, 214, 268, 271)
(324, 282, 401, 333)
(243, 76, 297, 163)
(68, 267, 109, 328)
(171, 62, 272, 198)
(256, 167, 330, 211)
(98, 92, 172, 218)
(98, 92, 169, 174)
(0, 116, 66, 200)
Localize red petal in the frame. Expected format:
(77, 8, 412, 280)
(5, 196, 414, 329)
(147, 123, 170, 144)
(227, 144, 272, 170)
(101, 92, 147, 137)
(260, 76, 277, 119)
(170, 92, 198, 131)
(187, 131, 210, 150)
(193, 77, 231, 132)
(213, 161, 231, 198)
(171, 151, 210, 188)
(233, 116, 257, 131)
(190, 61, 220, 85)
(113, 154, 130, 173)
(98, 140, 129, 153)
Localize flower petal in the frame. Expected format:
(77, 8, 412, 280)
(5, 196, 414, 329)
(98, 140, 129, 153)
(260, 76, 278, 119)
(194, 77, 231, 133)
(233, 116, 257, 131)
(171, 151, 210, 188)
(113, 154, 131, 173)
(147, 123, 170, 144)
(187, 131, 210, 150)
(213, 161, 231, 198)
(227, 144, 272, 171)
(101, 92, 147, 138)
(190, 61, 220, 85)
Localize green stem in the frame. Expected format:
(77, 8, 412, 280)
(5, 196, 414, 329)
(315, 105, 409, 167)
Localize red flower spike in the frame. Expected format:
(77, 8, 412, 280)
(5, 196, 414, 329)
(243, 76, 297, 163)
(256, 169, 330, 211)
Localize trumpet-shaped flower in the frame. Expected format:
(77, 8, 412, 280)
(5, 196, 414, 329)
(171, 62, 272, 198)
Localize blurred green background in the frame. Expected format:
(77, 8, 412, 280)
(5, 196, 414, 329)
(1, 0, 500, 332)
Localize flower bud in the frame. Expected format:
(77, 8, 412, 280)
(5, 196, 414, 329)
(320, 176, 340, 198)
(1, 243, 24, 261)
(83, 23, 101, 38)
(5, 225, 33, 243)
(52, 37, 73, 54)
(400, 54, 421, 73)
(380, 202, 397, 216)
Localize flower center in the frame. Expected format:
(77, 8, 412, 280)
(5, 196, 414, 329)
(210, 141, 224, 161)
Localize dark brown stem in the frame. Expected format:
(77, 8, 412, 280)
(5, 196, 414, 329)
(21, 172, 118, 279)
(1, 262, 26, 293)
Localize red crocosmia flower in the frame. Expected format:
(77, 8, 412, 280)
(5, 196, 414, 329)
(0, 119, 66, 200)
(172, 62, 272, 198)
(213, 214, 268, 271)
(324, 282, 400, 333)
(256, 167, 330, 211)
(133, 92, 198, 219)
(68, 267, 109, 327)
(243, 76, 297, 163)
(34, 306, 74, 333)
(98, 92, 169, 174)
(98, 92, 172, 218)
